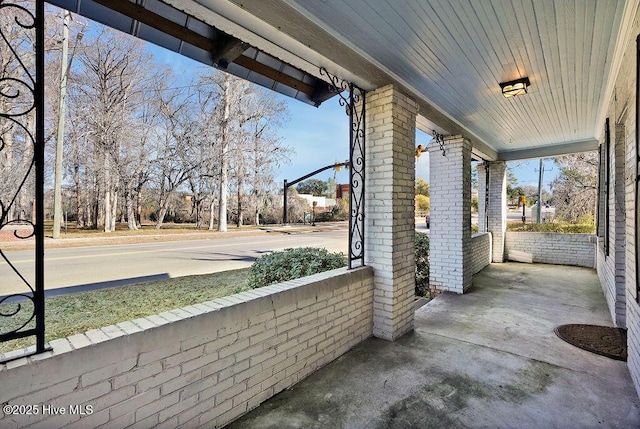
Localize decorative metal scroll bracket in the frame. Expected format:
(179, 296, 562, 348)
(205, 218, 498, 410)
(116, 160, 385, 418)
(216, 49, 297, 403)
(433, 131, 446, 156)
(0, 0, 50, 362)
(319, 67, 365, 269)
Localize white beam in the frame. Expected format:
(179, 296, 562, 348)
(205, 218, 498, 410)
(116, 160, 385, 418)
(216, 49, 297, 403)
(497, 139, 599, 161)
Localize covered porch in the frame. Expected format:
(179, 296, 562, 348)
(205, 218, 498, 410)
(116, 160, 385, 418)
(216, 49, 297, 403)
(229, 262, 640, 428)
(2, 0, 640, 427)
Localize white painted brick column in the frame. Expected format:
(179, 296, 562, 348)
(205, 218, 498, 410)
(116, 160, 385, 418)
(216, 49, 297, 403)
(429, 136, 472, 293)
(364, 85, 417, 341)
(488, 161, 507, 262)
(477, 163, 488, 232)
(613, 123, 626, 327)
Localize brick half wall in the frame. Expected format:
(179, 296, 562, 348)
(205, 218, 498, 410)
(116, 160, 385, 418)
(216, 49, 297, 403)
(505, 232, 596, 268)
(471, 232, 492, 274)
(0, 267, 374, 428)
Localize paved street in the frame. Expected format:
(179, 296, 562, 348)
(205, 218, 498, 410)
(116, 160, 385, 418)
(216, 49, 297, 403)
(0, 229, 347, 296)
(4, 209, 536, 298)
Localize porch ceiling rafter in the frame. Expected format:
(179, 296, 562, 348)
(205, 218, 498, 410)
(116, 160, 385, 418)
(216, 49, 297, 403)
(47, 0, 334, 106)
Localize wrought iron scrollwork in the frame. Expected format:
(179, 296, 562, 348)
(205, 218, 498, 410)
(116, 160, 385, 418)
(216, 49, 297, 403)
(433, 130, 446, 156)
(320, 68, 365, 268)
(0, 0, 48, 361)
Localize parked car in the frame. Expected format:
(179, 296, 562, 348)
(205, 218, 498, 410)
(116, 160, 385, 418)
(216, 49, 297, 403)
(314, 211, 333, 222)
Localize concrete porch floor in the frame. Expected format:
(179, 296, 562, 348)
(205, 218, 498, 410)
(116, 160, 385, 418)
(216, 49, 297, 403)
(228, 263, 640, 428)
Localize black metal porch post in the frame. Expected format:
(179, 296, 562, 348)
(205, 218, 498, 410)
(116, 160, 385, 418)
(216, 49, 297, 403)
(34, 0, 46, 354)
(0, 0, 50, 361)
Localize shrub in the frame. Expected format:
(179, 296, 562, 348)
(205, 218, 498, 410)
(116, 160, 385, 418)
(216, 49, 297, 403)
(506, 222, 595, 233)
(330, 199, 349, 221)
(247, 247, 346, 289)
(415, 232, 430, 297)
(415, 194, 430, 212)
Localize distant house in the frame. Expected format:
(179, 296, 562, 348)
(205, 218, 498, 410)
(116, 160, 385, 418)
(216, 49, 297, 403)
(297, 194, 335, 212)
(336, 184, 349, 200)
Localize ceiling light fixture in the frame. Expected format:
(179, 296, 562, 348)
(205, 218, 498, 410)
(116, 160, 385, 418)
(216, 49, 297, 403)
(499, 77, 530, 98)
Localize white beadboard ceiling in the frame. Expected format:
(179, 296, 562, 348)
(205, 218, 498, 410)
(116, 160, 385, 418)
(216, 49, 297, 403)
(185, 0, 637, 160)
(278, 0, 631, 158)
(80, 0, 636, 159)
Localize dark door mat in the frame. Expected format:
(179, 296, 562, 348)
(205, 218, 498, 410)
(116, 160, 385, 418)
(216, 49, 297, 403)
(415, 297, 431, 311)
(554, 324, 627, 361)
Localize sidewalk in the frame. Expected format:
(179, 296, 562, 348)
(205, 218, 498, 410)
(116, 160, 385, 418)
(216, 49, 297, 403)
(0, 222, 348, 251)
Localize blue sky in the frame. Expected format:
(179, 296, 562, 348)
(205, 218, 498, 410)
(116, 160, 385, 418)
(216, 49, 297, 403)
(146, 37, 557, 192)
(269, 95, 557, 191)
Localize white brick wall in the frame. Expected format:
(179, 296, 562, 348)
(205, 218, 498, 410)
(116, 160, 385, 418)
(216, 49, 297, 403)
(591, 1, 640, 398)
(0, 267, 374, 428)
(596, 113, 628, 328)
(365, 85, 417, 340)
(505, 232, 596, 268)
(488, 161, 507, 262)
(614, 124, 627, 314)
(471, 232, 492, 275)
(622, 58, 640, 402)
(628, 295, 640, 400)
(616, 10, 640, 395)
(592, 5, 640, 399)
(597, 244, 624, 327)
(477, 163, 488, 233)
(429, 136, 472, 293)
(624, 87, 640, 397)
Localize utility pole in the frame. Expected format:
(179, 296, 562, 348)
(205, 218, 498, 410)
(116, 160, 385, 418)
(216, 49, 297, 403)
(53, 13, 83, 238)
(52, 12, 70, 239)
(536, 158, 545, 223)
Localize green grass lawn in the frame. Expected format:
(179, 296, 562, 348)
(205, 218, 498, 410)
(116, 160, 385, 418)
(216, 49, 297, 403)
(0, 269, 250, 354)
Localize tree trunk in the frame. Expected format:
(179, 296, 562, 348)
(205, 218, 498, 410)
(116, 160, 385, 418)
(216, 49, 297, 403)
(126, 184, 138, 230)
(195, 196, 202, 229)
(16, 116, 35, 222)
(156, 205, 168, 229)
(0, 128, 14, 221)
(217, 75, 232, 232)
(104, 189, 112, 232)
(104, 153, 118, 232)
(208, 197, 216, 230)
(136, 192, 142, 226)
(136, 171, 145, 226)
(237, 180, 243, 228)
(73, 160, 83, 227)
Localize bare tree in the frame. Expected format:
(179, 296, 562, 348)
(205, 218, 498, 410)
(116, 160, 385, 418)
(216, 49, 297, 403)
(2, 12, 295, 233)
(119, 88, 161, 230)
(69, 28, 159, 231)
(285, 187, 310, 223)
(205, 74, 291, 228)
(550, 152, 597, 223)
(0, 2, 62, 224)
(244, 92, 290, 225)
(196, 72, 243, 232)
(151, 85, 201, 229)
